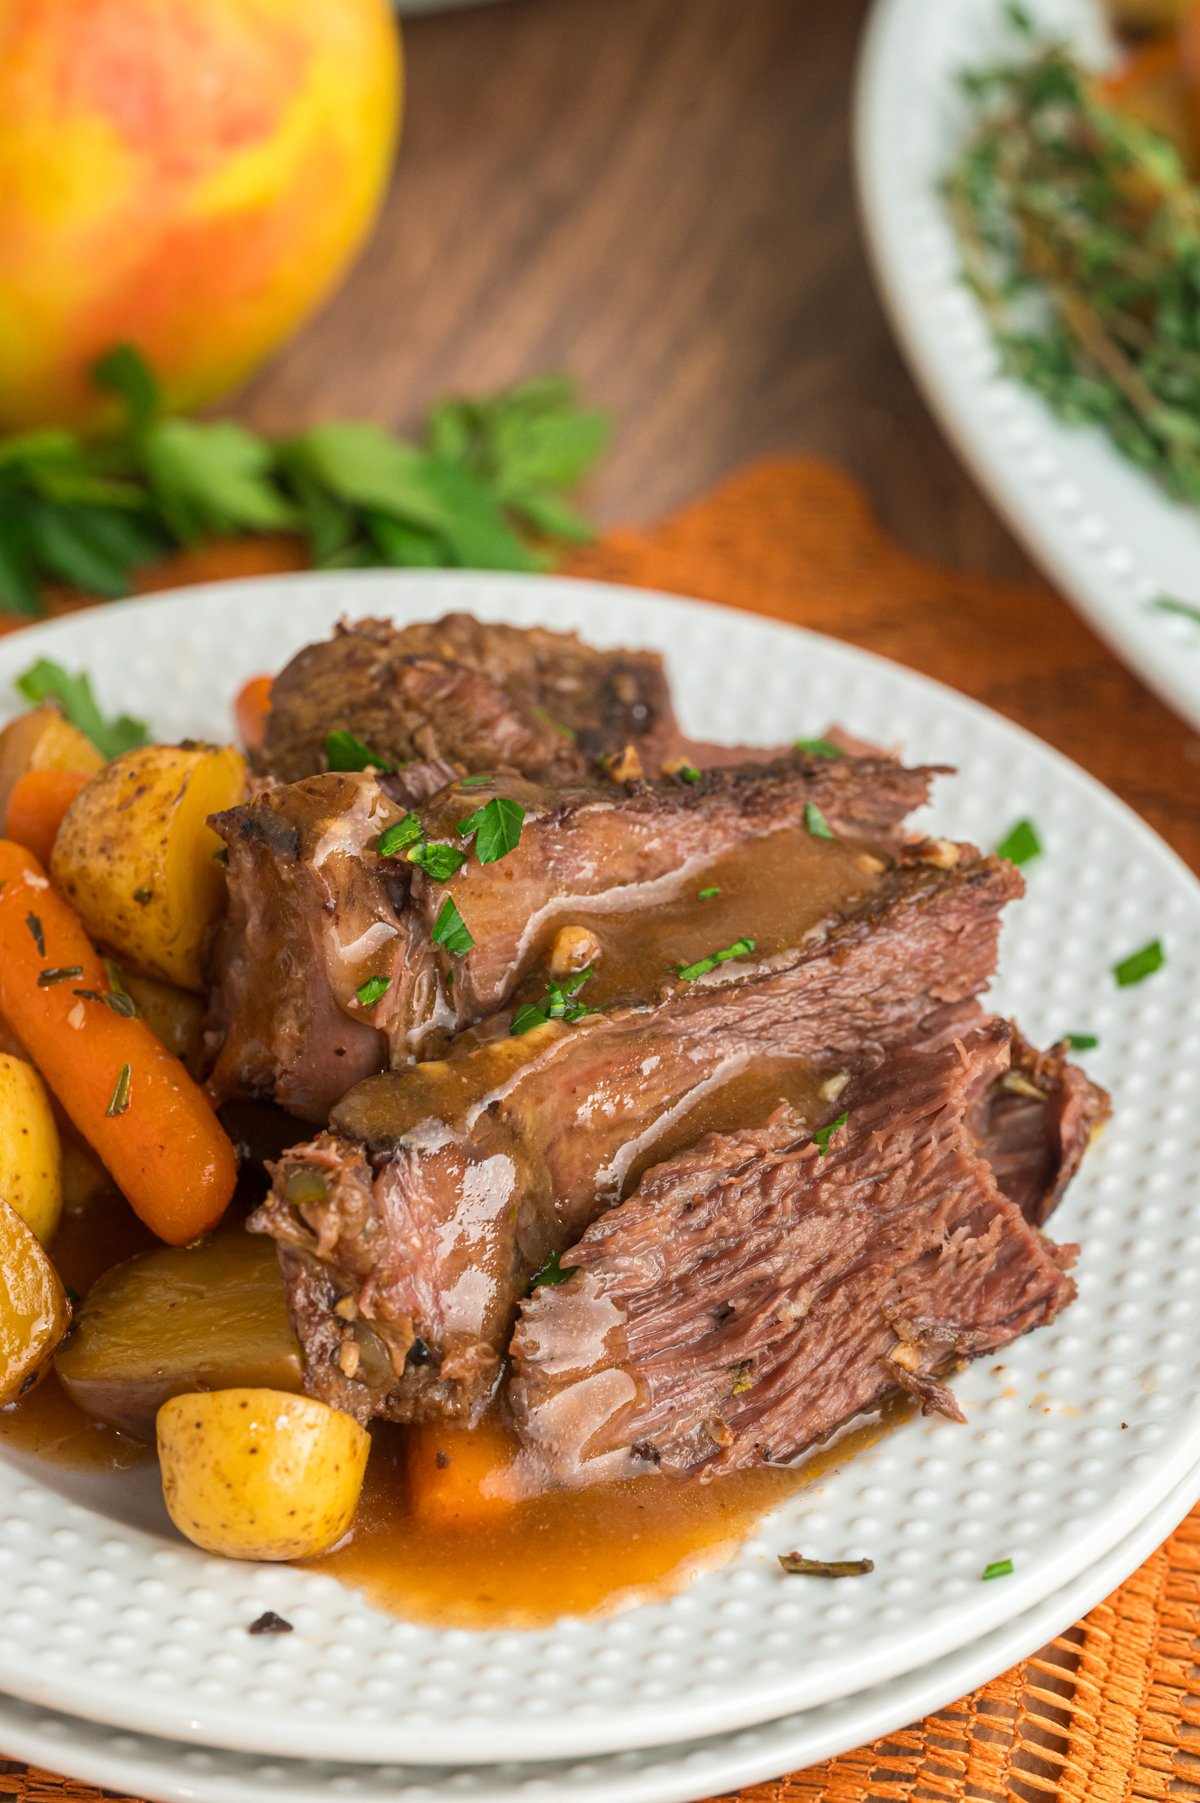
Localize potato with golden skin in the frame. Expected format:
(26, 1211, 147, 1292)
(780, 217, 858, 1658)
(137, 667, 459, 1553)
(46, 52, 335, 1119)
(0, 1196, 71, 1404)
(157, 1389, 370, 1561)
(51, 744, 246, 990)
(0, 1053, 63, 1244)
(0, 707, 103, 825)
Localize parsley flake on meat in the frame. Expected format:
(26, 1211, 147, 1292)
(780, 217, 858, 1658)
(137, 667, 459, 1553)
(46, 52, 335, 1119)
(431, 895, 474, 957)
(377, 815, 422, 856)
(527, 1249, 579, 1293)
(812, 1110, 848, 1156)
(677, 936, 756, 982)
(511, 967, 594, 1036)
(356, 975, 391, 1010)
(794, 736, 843, 759)
(407, 841, 467, 880)
(325, 729, 392, 773)
(698, 885, 720, 900)
(456, 795, 525, 864)
(804, 800, 835, 840)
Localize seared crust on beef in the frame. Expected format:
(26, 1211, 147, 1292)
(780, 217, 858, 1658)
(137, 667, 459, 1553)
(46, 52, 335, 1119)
(508, 1020, 1080, 1483)
(258, 613, 680, 784)
(251, 851, 1021, 1426)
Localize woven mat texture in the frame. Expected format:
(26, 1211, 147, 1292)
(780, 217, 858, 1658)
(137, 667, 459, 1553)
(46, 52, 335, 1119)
(1, 456, 1198, 1803)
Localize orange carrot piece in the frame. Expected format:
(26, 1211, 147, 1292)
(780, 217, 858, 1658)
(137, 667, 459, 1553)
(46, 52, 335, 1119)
(0, 840, 237, 1245)
(5, 768, 92, 868)
(234, 675, 273, 753)
(406, 1420, 521, 1527)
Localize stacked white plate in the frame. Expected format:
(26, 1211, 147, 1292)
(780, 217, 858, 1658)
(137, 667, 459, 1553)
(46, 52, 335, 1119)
(1, 570, 1198, 1803)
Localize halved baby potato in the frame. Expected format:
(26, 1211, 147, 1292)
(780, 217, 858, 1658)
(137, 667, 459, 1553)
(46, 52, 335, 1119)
(51, 743, 246, 990)
(157, 1388, 370, 1561)
(0, 1195, 71, 1404)
(0, 1052, 63, 1244)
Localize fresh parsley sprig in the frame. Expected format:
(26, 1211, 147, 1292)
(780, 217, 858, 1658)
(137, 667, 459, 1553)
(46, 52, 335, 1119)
(0, 350, 609, 616)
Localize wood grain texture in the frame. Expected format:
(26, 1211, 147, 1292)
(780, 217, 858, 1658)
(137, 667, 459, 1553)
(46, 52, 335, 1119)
(233, 0, 1032, 578)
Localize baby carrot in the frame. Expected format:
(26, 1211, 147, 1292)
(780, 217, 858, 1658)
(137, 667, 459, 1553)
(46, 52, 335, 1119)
(233, 675, 273, 753)
(5, 768, 92, 868)
(0, 840, 237, 1245)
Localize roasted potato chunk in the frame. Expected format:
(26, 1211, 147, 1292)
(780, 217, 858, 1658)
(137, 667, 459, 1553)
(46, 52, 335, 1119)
(55, 1233, 303, 1439)
(0, 1196, 71, 1404)
(0, 706, 102, 826)
(0, 1052, 63, 1244)
(157, 1388, 370, 1561)
(51, 743, 246, 990)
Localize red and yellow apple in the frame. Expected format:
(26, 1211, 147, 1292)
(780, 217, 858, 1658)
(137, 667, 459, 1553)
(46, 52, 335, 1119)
(0, 0, 402, 430)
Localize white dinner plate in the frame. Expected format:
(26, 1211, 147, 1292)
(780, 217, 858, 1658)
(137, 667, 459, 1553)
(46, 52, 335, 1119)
(855, 0, 1200, 734)
(1, 1455, 1196, 1803)
(0, 570, 1198, 1766)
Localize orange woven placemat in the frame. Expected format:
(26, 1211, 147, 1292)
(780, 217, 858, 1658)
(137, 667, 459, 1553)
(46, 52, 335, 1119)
(2, 455, 1199, 1803)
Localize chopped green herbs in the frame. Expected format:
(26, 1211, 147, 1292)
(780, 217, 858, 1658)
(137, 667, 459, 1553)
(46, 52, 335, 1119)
(948, 25, 1200, 512)
(995, 819, 1041, 867)
(812, 1111, 849, 1156)
(456, 795, 525, 864)
(698, 885, 721, 901)
(527, 1249, 579, 1293)
(804, 800, 835, 841)
(24, 912, 44, 955)
(74, 986, 138, 1019)
(37, 966, 83, 987)
(778, 1553, 874, 1579)
(1151, 596, 1200, 627)
(377, 814, 423, 856)
(677, 936, 756, 982)
(1062, 1032, 1099, 1051)
(0, 348, 608, 617)
(326, 729, 391, 773)
(1114, 939, 1164, 987)
(794, 736, 843, 760)
(105, 1062, 132, 1118)
(511, 967, 594, 1036)
(431, 895, 474, 957)
(407, 840, 467, 880)
(678, 765, 701, 784)
(15, 660, 148, 758)
(458, 774, 494, 788)
(982, 1558, 1014, 1581)
(356, 975, 391, 1010)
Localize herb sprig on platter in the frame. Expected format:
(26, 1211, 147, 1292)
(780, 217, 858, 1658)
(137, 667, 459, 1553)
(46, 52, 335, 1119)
(946, 11, 1200, 526)
(0, 349, 609, 617)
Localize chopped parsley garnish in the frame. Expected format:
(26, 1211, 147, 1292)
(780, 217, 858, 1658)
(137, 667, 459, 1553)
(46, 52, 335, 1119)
(377, 814, 422, 856)
(325, 729, 391, 773)
(1152, 596, 1200, 628)
(105, 1062, 132, 1118)
(812, 1110, 848, 1156)
(982, 1558, 1014, 1581)
(778, 1552, 874, 1579)
(995, 819, 1041, 867)
(459, 774, 494, 787)
(698, 885, 720, 901)
(356, 975, 391, 1010)
(15, 660, 149, 759)
(38, 966, 83, 987)
(527, 1249, 579, 1292)
(1062, 1032, 1098, 1052)
(456, 795, 525, 864)
(678, 765, 701, 784)
(677, 936, 756, 982)
(1114, 940, 1164, 988)
(25, 912, 44, 955)
(511, 967, 594, 1036)
(431, 895, 474, 957)
(805, 800, 835, 840)
(794, 736, 843, 760)
(407, 840, 467, 880)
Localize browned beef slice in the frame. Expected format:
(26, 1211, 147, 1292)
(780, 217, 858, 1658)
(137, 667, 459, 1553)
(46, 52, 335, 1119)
(508, 1020, 1079, 1484)
(970, 1028, 1110, 1226)
(250, 851, 1021, 1426)
(207, 751, 942, 1116)
(258, 613, 680, 783)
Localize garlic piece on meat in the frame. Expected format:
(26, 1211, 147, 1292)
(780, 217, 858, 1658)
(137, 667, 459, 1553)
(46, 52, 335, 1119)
(337, 1339, 362, 1379)
(550, 925, 601, 977)
(887, 1342, 921, 1373)
(1000, 1071, 1045, 1101)
(819, 1071, 850, 1103)
(919, 839, 960, 870)
(856, 852, 887, 875)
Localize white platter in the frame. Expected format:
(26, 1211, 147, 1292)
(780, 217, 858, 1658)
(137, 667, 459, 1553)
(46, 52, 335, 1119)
(0, 570, 1198, 1766)
(1, 1448, 1197, 1803)
(855, 0, 1200, 734)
